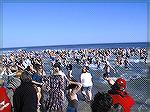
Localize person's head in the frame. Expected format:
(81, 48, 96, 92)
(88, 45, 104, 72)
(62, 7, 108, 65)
(82, 66, 87, 73)
(26, 66, 31, 71)
(114, 77, 126, 91)
(38, 65, 44, 74)
(10, 65, 17, 73)
(103, 73, 109, 79)
(91, 92, 113, 112)
(15, 70, 23, 78)
(53, 62, 61, 73)
(34, 64, 43, 73)
(20, 70, 32, 83)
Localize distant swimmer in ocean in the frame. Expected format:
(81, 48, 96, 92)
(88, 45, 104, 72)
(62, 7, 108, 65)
(124, 57, 130, 70)
(115, 56, 123, 66)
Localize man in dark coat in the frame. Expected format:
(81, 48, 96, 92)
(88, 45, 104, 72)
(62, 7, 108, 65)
(13, 71, 38, 112)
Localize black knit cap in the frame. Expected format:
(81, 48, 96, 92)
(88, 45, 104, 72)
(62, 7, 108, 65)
(20, 70, 32, 82)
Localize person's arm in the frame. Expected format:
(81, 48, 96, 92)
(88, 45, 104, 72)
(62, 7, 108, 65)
(90, 73, 93, 83)
(80, 74, 84, 84)
(80, 77, 82, 83)
(64, 75, 70, 82)
(43, 70, 46, 76)
(29, 65, 36, 73)
(32, 81, 43, 86)
(105, 77, 115, 86)
(34, 59, 41, 65)
(70, 64, 73, 70)
(70, 81, 82, 94)
(108, 64, 116, 73)
(62, 72, 70, 82)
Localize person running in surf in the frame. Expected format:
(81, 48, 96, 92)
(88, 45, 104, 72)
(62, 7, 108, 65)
(103, 61, 116, 77)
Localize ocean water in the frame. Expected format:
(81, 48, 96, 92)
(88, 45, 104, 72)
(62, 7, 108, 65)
(2, 42, 149, 52)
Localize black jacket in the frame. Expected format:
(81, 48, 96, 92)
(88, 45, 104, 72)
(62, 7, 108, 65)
(13, 81, 38, 112)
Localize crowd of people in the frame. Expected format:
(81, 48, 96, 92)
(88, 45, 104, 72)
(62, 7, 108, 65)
(0, 47, 147, 112)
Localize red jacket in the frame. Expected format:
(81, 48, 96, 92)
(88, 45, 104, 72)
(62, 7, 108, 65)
(110, 91, 135, 112)
(0, 87, 12, 112)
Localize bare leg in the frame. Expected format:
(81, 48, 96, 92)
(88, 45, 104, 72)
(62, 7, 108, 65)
(87, 90, 92, 101)
(37, 87, 42, 105)
(81, 90, 87, 100)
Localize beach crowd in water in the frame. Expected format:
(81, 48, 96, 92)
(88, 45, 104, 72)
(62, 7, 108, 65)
(0, 47, 148, 112)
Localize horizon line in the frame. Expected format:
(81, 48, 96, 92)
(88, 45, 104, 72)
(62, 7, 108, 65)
(2, 41, 148, 49)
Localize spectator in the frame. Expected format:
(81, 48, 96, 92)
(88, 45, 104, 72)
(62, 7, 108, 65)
(13, 71, 38, 112)
(91, 92, 113, 112)
(45, 63, 66, 112)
